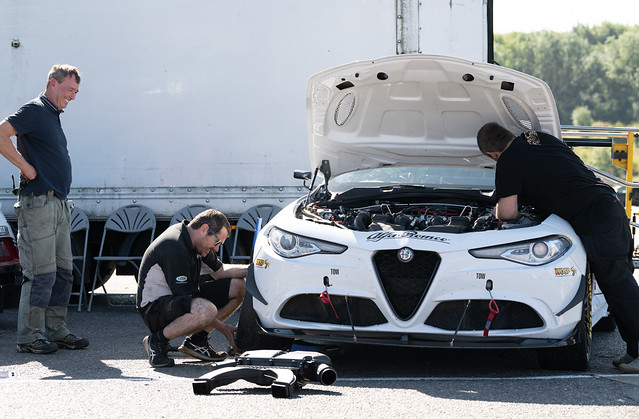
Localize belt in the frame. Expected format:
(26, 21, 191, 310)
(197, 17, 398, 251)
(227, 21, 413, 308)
(26, 190, 67, 200)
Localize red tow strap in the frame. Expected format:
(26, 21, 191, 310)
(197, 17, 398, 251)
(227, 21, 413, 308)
(483, 299, 499, 337)
(320, 290, 339, 319)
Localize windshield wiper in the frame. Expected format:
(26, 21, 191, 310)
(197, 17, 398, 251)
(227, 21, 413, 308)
(380, 184, 428, 191)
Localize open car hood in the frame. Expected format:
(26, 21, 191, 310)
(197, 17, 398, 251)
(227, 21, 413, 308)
(306, 54, 561, 177)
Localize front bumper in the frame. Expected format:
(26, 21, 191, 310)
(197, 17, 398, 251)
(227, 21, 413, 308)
(252, 312, 585, 350)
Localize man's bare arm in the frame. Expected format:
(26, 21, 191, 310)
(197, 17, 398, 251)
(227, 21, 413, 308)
(210, 263, 248, 280)
(495, 194, 519, 220)
(0, 120, 37, 180)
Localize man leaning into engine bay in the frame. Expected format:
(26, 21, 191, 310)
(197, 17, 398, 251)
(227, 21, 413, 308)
(136, 208, 247, 368)
(477, 121, 639, 374)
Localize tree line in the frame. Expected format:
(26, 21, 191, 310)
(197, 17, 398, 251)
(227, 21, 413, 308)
(495, 23, 639, 178)
(495, 22, 639, 126)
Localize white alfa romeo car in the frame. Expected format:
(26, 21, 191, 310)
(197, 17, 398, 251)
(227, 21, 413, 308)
(236, 54, 614, 371)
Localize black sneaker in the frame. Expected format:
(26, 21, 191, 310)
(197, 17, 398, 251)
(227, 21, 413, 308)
(55, 334, 89, 349)
(612, 352, 636, 367)
(17, 339, 58, 354)
(618, 357, 639, 374)
(143, 335, 174, 368)
(178, 335, 227, 362)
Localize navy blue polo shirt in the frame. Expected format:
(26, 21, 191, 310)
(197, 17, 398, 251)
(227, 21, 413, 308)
(7, 94, 72, 199)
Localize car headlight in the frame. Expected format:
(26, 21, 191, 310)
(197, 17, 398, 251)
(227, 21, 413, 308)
(268, 227, 347, 258)
(469, 235, 572, 266)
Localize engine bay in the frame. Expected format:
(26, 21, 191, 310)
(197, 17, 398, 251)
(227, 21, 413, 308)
(298, 188, 540, 233)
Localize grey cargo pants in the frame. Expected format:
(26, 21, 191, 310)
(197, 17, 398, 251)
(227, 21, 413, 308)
(14, 191, 74, 344)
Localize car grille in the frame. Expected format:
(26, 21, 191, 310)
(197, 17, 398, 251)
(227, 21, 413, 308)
(280, 294, 387, 326)
(425, 300, 544, 330)
(373, 249, 440, 320)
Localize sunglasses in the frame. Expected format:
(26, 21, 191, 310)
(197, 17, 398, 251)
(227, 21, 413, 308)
(208, 226, 223, 247)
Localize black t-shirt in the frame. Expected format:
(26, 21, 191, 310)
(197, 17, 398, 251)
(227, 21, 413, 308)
(494, 130, 616, 223)
(7, 95, 72, 199)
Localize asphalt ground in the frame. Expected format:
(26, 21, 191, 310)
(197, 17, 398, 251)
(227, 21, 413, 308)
(1, 276, 639, 417)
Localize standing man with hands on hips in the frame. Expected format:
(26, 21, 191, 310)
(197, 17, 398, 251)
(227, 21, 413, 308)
(0, 64, 89, 354)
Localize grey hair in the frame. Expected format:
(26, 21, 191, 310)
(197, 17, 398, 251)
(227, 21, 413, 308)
(46, 64, 81, 88)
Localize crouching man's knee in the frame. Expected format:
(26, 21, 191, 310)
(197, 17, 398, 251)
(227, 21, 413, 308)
(230, 277, 246, 301)
(190, 297, 218, 328)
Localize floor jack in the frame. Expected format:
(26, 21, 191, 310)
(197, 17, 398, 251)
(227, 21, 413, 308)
(192, 349, 337, 398)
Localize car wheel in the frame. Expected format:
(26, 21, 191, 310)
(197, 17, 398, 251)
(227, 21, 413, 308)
(537, 272, 592, 371)
(236, 295, 293, 352)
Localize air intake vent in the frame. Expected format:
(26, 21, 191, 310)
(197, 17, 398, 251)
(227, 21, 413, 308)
(334, 92, 356, 126)
(503, 96, 540, 131)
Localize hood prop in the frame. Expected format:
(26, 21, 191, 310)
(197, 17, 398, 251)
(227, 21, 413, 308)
(296, 160, 333, 207)
(312, 159, 332, 203)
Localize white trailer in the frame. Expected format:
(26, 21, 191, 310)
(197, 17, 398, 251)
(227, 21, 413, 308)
(1, 0, 489, 219)
(0, 0, 490, 280)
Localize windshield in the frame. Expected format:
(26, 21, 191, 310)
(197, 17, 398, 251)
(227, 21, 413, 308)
(328, 166, 495, 193)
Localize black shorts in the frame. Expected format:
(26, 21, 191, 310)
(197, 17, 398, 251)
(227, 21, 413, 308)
(197, 276, 232, 309)
(139, 294, 192, 334)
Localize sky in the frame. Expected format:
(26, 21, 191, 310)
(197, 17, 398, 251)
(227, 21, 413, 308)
(493, 0, 639, 34)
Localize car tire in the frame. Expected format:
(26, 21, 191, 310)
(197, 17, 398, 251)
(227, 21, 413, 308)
(236, 295, 293, 352)
(537, 272, 592, 371)
(0, 279, 21, 309)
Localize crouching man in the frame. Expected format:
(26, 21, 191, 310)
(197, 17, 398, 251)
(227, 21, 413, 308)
(136, 209, 248, 368)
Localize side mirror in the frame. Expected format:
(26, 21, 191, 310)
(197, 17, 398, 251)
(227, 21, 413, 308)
(293, 170, 312, 181)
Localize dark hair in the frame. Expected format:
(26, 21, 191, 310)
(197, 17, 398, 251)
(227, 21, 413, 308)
(46, 64, 81, 88)
(476, 122, 515, 155)
(190, 208, 231, 235)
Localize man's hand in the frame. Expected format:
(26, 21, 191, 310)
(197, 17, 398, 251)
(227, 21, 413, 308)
(0, 120, 37, 180)
(20, 166, 37, 181)
(215, 322, 238, 349)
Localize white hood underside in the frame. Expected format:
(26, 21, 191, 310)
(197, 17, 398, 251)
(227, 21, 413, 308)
(306, 54, 561, 176)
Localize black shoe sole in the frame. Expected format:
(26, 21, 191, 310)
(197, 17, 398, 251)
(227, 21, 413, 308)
(56, 341, 89, 350)
(16, 344, 58, 354)
(150, 358, 175, 368)
(178, 344, 227, 362)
